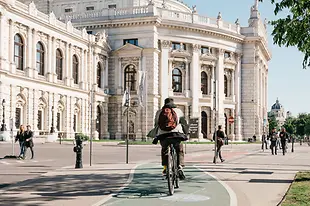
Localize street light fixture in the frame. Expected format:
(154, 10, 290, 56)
(1, 99, 7, 131)
(50, 106, 55, 133)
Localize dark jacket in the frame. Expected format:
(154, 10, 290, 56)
(15, 131, 26, 142)
(270, 132, 278, 142)
(279, 132, 288, 142)
(25, 130, 34, 148)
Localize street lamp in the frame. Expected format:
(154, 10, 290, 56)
(1, 99, 7, 131)
(50, 106, 55, 133)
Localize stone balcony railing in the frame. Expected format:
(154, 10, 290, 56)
(61, 4, 241, 34)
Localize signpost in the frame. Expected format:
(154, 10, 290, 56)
(228, 116, 234, 124)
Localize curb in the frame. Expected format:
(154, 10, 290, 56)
(276, 173, 297, 206)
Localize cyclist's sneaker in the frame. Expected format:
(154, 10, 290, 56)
(178, 166, 186, 180)
(162, 165, 167, 176)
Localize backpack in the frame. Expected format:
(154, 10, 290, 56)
(158, 107, 178, 131)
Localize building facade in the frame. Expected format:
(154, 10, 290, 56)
(269, 99, 287, 128)
(0, 0, 271, 140)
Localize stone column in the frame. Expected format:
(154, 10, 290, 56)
(92, 52, 97, 90)
(185, 60, 190, 97)
(211, 66, 215, 108)
(47, 35, 53, 81)
(65, 44, 72, 87)
(0, 14, 9, 72)
(191, 44, 200, 118)
(79, 49, 85, 90)
(32, 29, 37, 77)
(168, 60, 173, 96)
(231, 69, 235, 101)
(234, 54, 242, 140)
(64, 43, 69, 85)
(27, 89, 34, 127)
(33, 89, 38, 132)
(25, 27, 33, 78)
(216, 49, 225, 128)
(84, 49, 89, 91)
(51, 37, 57, 83)
(9, 20, 16, 74)
(160, 40, 170, 107)
(105, 57, 109, 88)
(64, 95, 70, 138)
(70, 96, 75, 137)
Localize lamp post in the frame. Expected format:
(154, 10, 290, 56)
(1, 99, 7, 131)
(50, 106, 55, 133)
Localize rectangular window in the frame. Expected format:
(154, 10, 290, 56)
(65, 8, 73, 13)
(201, 47, 211, 54)
(108, 4, 116, 9)
(37, 110, 42, 130)
(123, 39, 138, 46)
(86, 6, 94, 11)
(224, 51, 231, 58)
(172, 42, 186, 50)
(87, 31, 93, 34)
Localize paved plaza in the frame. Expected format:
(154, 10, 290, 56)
(0, 142, 309, 206)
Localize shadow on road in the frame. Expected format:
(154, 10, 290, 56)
(0, 173, 129, 206)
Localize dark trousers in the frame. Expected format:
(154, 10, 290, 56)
(24, 146, 34, 159)
(270, 141, 277, 155)
(217, 145, 223, 160)
(281, 141, 286, 155)
(262, 140, 268, 150)
(160, 138, 184, 167)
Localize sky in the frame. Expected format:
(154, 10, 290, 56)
(183, 0, 309, 116)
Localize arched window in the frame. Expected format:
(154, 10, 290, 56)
(72, 55, 79, 84)
(97, 63, 102, 88)
(14, 34, 24, 70)
(56, 49, 63, 80)
(201, 72, 208, 94)
(224, 75, 228, 97)
(172, 68, 182, 93)
(36, 42, 45, 75)
(124, 65, 136, 91)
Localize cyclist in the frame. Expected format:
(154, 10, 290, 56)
(154, 98, 188, 180)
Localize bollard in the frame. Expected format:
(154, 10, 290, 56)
(73, 136, 83, 169)
(291, 137, 294, 153)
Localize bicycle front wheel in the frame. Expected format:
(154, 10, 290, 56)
(173, 150, 179, 189)
(167, 146, 174, 196)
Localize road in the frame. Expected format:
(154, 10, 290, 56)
(0, 141, 308, 206)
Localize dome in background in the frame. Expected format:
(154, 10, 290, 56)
(271, 99, 282, 110)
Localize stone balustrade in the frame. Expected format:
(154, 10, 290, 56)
(61, 5, 242, 34)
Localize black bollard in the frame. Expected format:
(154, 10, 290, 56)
(73, 136, 83, 169)
(291, 137, 294, 153)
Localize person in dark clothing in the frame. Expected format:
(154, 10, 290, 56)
(15, 125, 26, 159)
(24, 125, 34, 159)
(261, 132, 268, 150)
(279, 127, 289, 155)
(213, 125, 225, 163)
(270, 128, 278, 155)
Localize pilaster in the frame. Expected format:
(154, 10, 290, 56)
(191, 44, 200, 118)
(26, 27, 33, 78)
(79, 49, 85, 90)
(47, 35, 53, 82)
(9, 20, 16, 74)
(160, 40, 170, 107)
(234, 54, 242, 140)
(0, 14, 9, 72)
(216, 49, 225, 128)
(32, 29, 37, 79)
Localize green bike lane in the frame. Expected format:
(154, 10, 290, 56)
(100, 164, 232, 206)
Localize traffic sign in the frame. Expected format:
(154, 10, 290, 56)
(228, 116, 234, 124)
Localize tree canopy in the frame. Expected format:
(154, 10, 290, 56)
(259, 0, 310, 68)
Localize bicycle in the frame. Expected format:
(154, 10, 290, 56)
(167, 143, 179, 195)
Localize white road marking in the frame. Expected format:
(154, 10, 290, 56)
(1, 161, 10, 165)
(195, 166, 238, 206)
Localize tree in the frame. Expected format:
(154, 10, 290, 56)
(283, 117, 296, 135)
(268, 114, 278, 133)
(259, 0, 310, 68)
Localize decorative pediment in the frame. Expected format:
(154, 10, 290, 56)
(121, 57, 140, 69)
(170, 50, 191, 58)
(115, 43, 143, 53)
(201, 53, 217, 61)
(172, 61, 185, 70)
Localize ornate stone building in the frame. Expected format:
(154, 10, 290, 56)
(269, 99, 286, 128)
(0, 0, 271, 141)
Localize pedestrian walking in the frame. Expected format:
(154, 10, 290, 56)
(25, 125, 34, 159)
(270, 128, 278, 155)
(261, 132, 268, 150)
(279, 127, 289, 155)
(15, 125, 26, 159)
(213, 125, 225, 163)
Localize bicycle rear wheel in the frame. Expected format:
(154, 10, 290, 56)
(173, 150, 179, 189)
(167, 145, 174, 195)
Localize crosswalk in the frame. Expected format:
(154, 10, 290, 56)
(0, 159, 53, 165)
